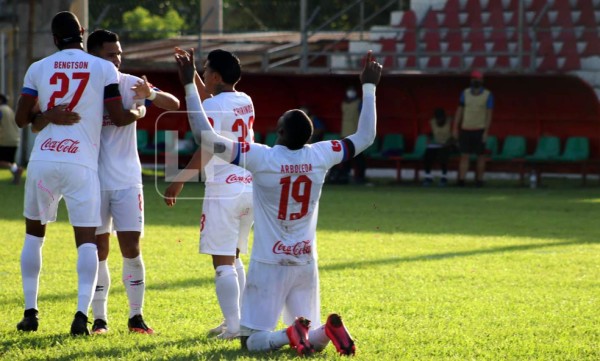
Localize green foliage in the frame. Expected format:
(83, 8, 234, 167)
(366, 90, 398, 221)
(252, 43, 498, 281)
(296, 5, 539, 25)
(121, 6, 185, 40)
(89, 0, 395, 35)
(1, 170, 599, 360)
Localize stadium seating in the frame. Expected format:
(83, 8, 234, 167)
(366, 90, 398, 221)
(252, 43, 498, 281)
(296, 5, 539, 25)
(264, 132, 278, 147)
(556, 136, 589, 161)
(137, 129, 149, 151)
(368, 133, 404, 159)
(525, 136, 561, 161)
(492, 135, 527, 161)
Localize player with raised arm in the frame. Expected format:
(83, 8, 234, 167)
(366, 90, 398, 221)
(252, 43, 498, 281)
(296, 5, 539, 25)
(173, 48, 381, 355)
(164, 49, 254, 340)
(85, 29, 180, 335)
(14, 11, 143, 336)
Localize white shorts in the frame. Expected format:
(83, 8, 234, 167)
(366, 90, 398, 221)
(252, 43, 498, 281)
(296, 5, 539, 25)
(96, 187, 144, 235)
(23, 161, 101, 227)
(240, 260, 321, 331)
(199, 191, 253, 256)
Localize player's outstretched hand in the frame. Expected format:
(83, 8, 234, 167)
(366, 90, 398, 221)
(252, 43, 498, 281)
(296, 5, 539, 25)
(360, 51, 382, 86)
(164, 182, 184, 207)
(174, 48, 196, 86)
(45, 104, 81, 125)
(132, 75, 153, 100)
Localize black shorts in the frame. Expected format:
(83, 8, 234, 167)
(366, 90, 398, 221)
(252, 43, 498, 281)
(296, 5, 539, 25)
(458, 130, 485, 155)
(0, 146, 17, 163)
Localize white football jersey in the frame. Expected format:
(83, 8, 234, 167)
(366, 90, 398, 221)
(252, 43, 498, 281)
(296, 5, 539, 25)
(234, 140, 349, 265)
(203, 91, 254, 196)
(23, 49, 119, 170)
(97, 72, 145, 190)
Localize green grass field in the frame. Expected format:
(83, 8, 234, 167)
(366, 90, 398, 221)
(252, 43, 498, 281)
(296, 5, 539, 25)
(1, 171, 599, 360)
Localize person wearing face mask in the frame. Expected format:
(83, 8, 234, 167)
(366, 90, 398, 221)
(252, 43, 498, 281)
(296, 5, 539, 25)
(452, 69, 494, 187)
(330, 86, 366, 184)
(423, 107, 455, 187)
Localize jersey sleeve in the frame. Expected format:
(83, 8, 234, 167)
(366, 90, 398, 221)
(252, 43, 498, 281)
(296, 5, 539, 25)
(232, 141, 268, 173)
(311, 140, 348, 169)
(459, 90, 466, 106)
(486, 92, 494, 109)
(21, 62, 41, 98)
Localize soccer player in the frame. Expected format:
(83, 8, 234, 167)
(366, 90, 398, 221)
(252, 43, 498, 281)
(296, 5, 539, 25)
(14, 11, 143, 335)
(85, 29, 180, 334)
(164, 49, 254, 340)
(173, 48, 381, 355)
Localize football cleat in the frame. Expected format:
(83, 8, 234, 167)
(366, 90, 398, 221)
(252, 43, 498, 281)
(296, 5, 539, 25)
(286, 317, 315, 356)
(128, 314, 154, 334)
(325, 314, 355, 356)
(70, 311, 90, 336)
(208, 320, 226, 336)
(16, 308, 39, 332)
(92, 319, 108, 334)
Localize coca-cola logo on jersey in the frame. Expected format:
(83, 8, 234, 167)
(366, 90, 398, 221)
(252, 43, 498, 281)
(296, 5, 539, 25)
(40, 138, 80, 153)
(272, 240, 312, 256)
(225, 174, 253, 184)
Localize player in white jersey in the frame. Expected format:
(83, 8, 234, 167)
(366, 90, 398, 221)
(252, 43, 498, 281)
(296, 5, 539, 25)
(165, 49, 254, 340)
(174, 49, 381, 355)
(84, 29, 180, 335)
(14, 12, 144, 336)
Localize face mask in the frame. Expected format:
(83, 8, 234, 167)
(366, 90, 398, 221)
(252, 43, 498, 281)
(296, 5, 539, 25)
(346, 90, 357, 99)
(471, 80, 482, 89)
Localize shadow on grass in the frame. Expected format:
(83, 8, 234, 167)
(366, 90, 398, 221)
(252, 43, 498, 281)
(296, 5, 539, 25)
(3, 276, 214, 305)
(0, 332, 307, 360)
(7, 238, 595, 306)
(318, 238, 598, 272)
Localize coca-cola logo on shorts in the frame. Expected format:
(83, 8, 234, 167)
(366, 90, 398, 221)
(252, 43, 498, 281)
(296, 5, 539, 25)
(225, 174, 253, 184)
(272, 240, 312, 256)
(40, 138, 80, 153)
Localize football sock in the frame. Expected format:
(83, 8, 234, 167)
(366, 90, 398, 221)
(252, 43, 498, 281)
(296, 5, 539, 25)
(246, 330, 287, 351)
(309, 325, 330, 351)
(92, 260, 110, 321)
(234, 258, 246, 306)
(77, 243, 98, 314)
(215, 265, 240, 333)
(20, 234, 44, 310)
(122, 255, 145, 318)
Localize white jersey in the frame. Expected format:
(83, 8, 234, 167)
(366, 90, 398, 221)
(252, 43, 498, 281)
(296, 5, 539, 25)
(98, 72, 145, 190)
(203, 91, 254, 196)
(23, 49, 119, 170)
(235, 140, 348, 265)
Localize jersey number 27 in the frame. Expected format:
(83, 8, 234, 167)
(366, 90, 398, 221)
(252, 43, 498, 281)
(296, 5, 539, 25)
(47, 72, 90, 111)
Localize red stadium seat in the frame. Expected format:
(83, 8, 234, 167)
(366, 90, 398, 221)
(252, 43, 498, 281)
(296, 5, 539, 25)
(420, 10, 439, 29)
(537, 54, 558, 71)
(465, 29, 486, 52)
(423, 30, 441, 52)
(559, 55, 581, 71)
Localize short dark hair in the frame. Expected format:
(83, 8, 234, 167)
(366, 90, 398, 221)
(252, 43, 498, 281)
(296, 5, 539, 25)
(87, 29, 119, 54)
(207, 49, 241, 85)
(0, 94, 7, 104)
(434, 107, 446, 120)
(51, 12, 82, 49)
(283, 109, 313, 150)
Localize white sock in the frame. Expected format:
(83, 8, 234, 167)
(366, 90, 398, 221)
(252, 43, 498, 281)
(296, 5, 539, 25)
(92, 260, 110, 321)
(246, 330, 288, 352)
(122, 255, 145, 318)
(215, 265, 240, 333)
(309, 325, 330, 351)
(20, 234, 44, 310)
(234, 258, 246, 307)
(10, 163, 18, 173)
(77, 243, 98, 314)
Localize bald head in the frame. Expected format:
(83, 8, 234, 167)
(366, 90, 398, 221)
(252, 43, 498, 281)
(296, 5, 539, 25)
(277, 109, 313, 150)
(51, 11, 83, 49)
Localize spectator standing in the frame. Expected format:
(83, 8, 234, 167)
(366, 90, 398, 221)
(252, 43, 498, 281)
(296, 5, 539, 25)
(0, 94, 23, 184)
(423, 107, 454, 186)
(453, 69, 494, 187)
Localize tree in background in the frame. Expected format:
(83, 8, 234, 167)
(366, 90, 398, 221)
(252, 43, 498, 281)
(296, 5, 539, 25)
(122, 6, 185, 40)
(90, 0, 394, 38)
